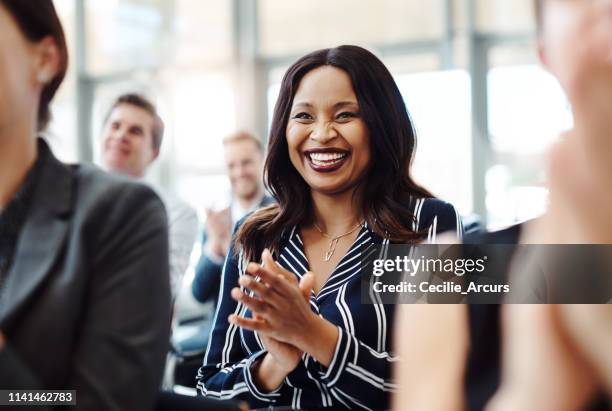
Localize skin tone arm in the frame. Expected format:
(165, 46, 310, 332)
(392, 305, 469, 411)
(0, 331, 5, 351)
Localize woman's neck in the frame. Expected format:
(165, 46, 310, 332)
(309, 188, 363, 236)
(0, 123, 37, 209)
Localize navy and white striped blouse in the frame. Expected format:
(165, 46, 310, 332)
(196, 198, 463, 410)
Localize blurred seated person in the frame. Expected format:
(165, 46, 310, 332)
(170, 132, 273, 385)
(101, 93, 198, 297)
(488, 0, 612, 409)
(0, 1, 171, 409)
(197, 45, 463, 410)
(392, 0, 612, 410)
(192, 131, 274, 306)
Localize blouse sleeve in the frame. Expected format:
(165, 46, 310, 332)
(418, 198, 464, 242)
(195, 227, 290, 407)
(311, 326, 398, 409)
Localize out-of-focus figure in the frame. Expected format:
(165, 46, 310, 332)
(191, 131, 274, 306)
(100, 93, 198, 297)
(392, 1, 612, 410)
(0, 2, 171, 409)
(170, 131, 273, 388)
(488, 0, 612, 409)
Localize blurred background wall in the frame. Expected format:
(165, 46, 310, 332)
(47, 0, 572, 230)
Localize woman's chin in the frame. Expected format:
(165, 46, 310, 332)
(307, 181, 355, 197)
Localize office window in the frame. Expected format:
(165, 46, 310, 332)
(397, 70, 473, 215)
(475, 0, 535, 34)
(85, 0, 232, 75)
(258, 0, 445, 58)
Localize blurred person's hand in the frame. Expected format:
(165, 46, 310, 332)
(531, 0, 612, 244)
(0, 331, 5, 351)
(522, 126, 612, 245)
(486, 305, 597, 411)
(502, 134, 612, 410)
(205, 207, 232, 258)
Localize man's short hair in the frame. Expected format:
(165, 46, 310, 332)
(222, 130, 263, 153)
(105, 93, 165, 150)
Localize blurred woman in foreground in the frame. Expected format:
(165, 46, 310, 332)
(0, 1, 171, 409)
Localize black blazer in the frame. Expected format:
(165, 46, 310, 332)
(0, 139, 172, 410)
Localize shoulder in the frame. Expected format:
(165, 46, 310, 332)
(415, 198, 462, 235)
(260, 195, 276, 207)
(464, 223, 523, 245)
(155, 189, 198, 226)
(233, 203, 279, 233)
(72, 163, 167, 228)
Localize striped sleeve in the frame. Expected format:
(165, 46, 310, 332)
(421, 199, 464, 242)
(315, 326, 398, 410)
(195, 237, 287, 407)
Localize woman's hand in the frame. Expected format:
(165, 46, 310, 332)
(229, 250, 313, 390)
(258, 332, 302, 373)
(250, 313, 303, 392)
(229, 249, 316, 346)
(229, 249, 339, 367)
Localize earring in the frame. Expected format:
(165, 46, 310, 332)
(37, 72, 50, 84)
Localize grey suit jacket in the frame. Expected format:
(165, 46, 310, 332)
(0, 140, 172, 410)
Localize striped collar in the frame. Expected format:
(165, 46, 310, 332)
(276, 222, 382, 301)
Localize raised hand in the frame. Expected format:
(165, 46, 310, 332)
(205, 207, 232, 258)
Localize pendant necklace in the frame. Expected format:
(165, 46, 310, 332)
(313, 221, 364, 262)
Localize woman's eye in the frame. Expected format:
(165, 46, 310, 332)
(292, 112, 313, 120)
(336, 112, 357, 120)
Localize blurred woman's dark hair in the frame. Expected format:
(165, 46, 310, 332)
(236, 45, 433, 261)
(1, 0, 69, 131)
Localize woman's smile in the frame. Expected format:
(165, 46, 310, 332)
(304, 147, 351, 173)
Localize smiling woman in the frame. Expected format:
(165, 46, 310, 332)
(287, 66, 371, 195)
(196, 45, 464, 410)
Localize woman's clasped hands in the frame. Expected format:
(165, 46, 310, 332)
(228, 248, 339, 390)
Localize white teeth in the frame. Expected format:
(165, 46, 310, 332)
(309, 152, 347, 162)
(308, 152, 348, 167)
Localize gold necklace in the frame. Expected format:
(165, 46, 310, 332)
(313, 221, 364, 262)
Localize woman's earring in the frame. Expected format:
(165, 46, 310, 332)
(37, 72, 50, 84)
